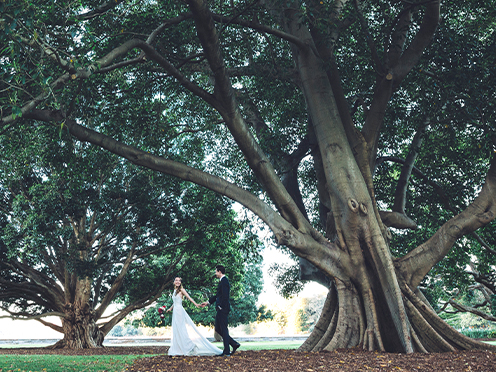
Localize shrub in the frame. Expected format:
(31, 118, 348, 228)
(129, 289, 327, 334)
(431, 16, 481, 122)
(459, 328, 496, 339)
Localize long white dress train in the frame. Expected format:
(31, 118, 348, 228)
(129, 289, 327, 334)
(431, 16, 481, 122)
(168, 291, 223, 356)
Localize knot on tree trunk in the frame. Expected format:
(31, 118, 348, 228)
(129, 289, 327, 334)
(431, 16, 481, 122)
(359, 203, 368, 215)
(348, 198, 359, 212)
(275, 229, 295, 245)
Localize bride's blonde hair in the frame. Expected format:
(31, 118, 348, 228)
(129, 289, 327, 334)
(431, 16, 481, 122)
(174, 277, 183, 295)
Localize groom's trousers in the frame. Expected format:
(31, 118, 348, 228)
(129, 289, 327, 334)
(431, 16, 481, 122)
(215, 310, 238, 355)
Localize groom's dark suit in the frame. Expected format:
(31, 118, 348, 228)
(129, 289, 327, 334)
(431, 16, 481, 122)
(208, 275, 239, 355)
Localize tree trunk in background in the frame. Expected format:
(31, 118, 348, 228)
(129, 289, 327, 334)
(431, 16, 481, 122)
(49, 277, 104, 349)
(48, 303, 104, 349)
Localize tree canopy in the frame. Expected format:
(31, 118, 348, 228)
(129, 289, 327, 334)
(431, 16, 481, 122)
(1, 0, 496, 353)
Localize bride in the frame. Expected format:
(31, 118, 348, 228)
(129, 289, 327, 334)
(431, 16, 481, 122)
(165, 277, 223, 356)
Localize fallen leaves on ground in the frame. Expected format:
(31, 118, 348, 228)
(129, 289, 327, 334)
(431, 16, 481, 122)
(128, 348, 496, 372)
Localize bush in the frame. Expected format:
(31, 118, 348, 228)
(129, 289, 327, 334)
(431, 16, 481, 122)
(459, 328, 496, 339)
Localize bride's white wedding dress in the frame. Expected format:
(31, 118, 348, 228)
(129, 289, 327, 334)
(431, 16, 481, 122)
(168, 291, 223, 356)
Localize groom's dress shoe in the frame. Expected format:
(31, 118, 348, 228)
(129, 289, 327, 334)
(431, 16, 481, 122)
(217, 353, 231, 357)
(231, 343, 240, 355)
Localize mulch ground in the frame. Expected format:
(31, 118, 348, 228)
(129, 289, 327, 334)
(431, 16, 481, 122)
(1, 345, 496, 371)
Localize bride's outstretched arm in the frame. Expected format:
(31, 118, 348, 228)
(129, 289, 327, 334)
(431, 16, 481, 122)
(181, 288, 199, 307)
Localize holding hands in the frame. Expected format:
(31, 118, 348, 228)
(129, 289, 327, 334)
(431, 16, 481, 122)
(200, 301, 209, 308)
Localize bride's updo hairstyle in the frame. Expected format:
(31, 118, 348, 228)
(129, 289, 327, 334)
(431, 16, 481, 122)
(174, 277, 183, 295)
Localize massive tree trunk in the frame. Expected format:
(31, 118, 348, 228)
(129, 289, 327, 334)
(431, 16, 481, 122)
(50, 303, 104, 349)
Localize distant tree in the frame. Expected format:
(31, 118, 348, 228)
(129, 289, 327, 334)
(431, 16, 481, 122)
(431, 277, 496, 324)
(256, 305, 274, 323)
(275, 312, 288, 335)
(0, 126, 256, 349)
(295, 308, 311, 333)
(108, 325, 124, 337)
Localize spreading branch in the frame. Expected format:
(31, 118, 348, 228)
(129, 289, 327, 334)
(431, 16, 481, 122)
(398, 156, 496, 288)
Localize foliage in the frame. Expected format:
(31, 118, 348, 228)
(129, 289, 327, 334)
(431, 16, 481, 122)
(107, 324, 141, 337)
(460, 328, 496, 339)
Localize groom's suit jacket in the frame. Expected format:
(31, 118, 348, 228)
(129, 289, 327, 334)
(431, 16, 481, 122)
(208, 276, 231, 314)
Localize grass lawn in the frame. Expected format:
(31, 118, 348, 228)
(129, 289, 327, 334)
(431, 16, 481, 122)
(0, 340, 303, 372)
(236, 340, 304, 350)
(0, 354, 139, 372)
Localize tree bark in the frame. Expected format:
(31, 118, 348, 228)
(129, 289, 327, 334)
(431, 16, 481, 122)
(48, 302, 103, 349)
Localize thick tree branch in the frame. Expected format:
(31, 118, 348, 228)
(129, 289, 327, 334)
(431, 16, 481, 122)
(187, 0, 321, 239)
(361, 0, 440, 171)
(376, 156, 457, 212)
(0, 310, 66, 320)
(394, 0, 440, 84)
(36, 318, 64, 334)
(23, 109, 350, 281)
(0, 261, 65, 310)
(448, 299, 496, 322)
(1, 37, 216, 128)
(46, 0, 127, 25)
(99, 258, 182, 335)
(94, 244, 136, 320)
(392, 120, 428, 214)
(354, 0, 384, 74)
(386, 5, 413, 68)
(379, 119, 429, 229)
(378, 155, 496, 245)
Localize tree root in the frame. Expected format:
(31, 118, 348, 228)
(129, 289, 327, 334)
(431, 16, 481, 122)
(402, 282, 496, 352)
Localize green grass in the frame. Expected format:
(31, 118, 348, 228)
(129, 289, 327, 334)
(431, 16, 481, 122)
(0, 354, 141, 372)
(237, 340, 304, 350)
(0, 340, 303, 372)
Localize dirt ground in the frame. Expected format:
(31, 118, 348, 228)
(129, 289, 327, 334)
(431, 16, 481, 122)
(2, 345, 496, 371)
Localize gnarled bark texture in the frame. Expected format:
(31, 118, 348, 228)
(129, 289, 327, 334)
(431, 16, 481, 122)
(50, 303, 104, 349)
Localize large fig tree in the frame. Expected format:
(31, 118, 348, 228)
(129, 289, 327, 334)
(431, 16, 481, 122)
(0, 125, 254, 348)
(1, 0, 495, 352)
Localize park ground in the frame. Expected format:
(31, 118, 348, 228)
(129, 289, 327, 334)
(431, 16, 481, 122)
(1, 342, 496, 371)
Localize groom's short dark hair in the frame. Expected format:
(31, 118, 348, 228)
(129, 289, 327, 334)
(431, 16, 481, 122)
(216, 265, 226, 274)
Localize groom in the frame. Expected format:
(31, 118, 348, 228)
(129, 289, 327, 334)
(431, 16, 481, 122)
(201, 264, 240, 356)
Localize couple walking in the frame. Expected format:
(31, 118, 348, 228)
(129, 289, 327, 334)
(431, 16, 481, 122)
(165, 265, 240, 357)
